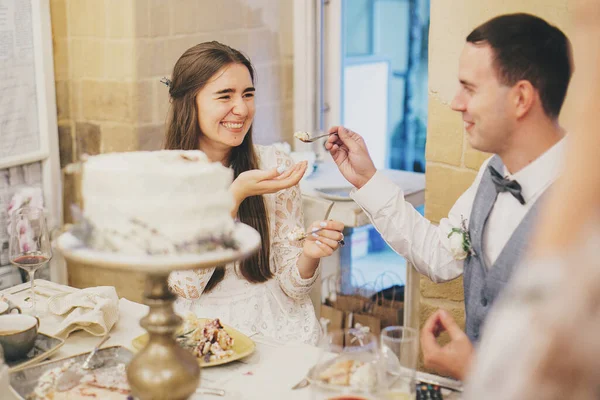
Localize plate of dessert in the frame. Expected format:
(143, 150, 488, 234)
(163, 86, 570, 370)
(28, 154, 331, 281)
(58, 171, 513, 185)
(309, 356, 380, 389)
(305, 354, 385, 400)
(131, 315, 255, 367)
(9, 345, 133, 400)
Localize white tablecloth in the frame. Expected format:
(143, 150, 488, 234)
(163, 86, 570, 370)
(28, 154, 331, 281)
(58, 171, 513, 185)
(1, 281, 324, 399)
(1, 280, 461, 399)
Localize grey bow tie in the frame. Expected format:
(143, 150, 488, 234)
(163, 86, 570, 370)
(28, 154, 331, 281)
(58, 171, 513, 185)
(488, 165, 526, 205)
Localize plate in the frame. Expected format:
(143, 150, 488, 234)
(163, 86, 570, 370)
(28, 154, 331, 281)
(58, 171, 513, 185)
(56, 222, 261, 274)
(314, 186, 355, 201)
(131, 319, 255, 367)
(6, 332, 65, 372)
(9, 346, 133, 400)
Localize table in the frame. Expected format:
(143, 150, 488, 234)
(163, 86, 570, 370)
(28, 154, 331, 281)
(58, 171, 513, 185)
(2, 280, 461, 399)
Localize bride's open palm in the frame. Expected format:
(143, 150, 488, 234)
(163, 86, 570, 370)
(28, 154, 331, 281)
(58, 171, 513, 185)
(229, 161, 308, 215)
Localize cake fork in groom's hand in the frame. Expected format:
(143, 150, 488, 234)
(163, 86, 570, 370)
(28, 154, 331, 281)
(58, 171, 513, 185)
(325, 126, 377, 190)
(228, 161, 308, 217)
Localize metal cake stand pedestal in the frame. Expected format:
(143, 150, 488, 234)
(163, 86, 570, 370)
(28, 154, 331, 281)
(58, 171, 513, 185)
(57, 223, 261, 400)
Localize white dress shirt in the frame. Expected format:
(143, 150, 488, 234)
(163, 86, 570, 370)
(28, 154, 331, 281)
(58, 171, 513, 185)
(351, 139, 565, 282)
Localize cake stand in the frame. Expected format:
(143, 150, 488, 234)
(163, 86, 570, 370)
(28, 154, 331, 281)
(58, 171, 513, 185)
(57, 223, 261, 400)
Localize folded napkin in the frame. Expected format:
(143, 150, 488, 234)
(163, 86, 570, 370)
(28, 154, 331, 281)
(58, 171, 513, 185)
(47, 286, 119, 338)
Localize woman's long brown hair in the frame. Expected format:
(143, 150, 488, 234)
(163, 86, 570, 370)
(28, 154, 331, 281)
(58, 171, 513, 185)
(164, 41, 272, 291)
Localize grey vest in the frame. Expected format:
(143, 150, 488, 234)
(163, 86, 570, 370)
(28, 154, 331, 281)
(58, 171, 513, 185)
(463, 155, 547, 342)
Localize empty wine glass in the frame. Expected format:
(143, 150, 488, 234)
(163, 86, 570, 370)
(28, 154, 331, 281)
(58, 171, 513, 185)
(9, 206, 52, 315)
(380, 326, 419, 399)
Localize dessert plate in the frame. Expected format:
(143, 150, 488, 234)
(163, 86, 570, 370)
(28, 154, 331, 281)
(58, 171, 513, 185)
(9, 345, 132, 399)
(131, 318, 255, 368)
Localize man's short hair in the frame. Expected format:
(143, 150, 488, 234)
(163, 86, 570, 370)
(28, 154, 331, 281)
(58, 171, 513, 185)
(467, 13, 572, 118)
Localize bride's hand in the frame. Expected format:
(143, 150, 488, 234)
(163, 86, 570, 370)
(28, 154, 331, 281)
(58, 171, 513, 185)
(229, 161, 308, 210)
(302, 220, 345, 259)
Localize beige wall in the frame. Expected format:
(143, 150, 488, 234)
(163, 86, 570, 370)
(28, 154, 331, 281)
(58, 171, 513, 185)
(421, 0, 575, 356)
(49, 0, 294, 300)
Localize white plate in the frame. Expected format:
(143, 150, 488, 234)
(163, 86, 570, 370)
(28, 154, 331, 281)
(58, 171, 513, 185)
(56, 223, 261, 274)
(314, 186, 355, 201)
(10, 345, 132, 399)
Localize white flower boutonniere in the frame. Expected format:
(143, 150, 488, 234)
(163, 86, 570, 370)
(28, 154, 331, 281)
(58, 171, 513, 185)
(448, 216, 476, 260)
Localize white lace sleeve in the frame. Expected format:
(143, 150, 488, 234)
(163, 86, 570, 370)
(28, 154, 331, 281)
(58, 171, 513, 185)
(266, 148, 319, 300)
(168, 268, 215, 300)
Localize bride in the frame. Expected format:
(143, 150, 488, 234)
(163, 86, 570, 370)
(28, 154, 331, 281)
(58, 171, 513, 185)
(165, 41, 344, 345)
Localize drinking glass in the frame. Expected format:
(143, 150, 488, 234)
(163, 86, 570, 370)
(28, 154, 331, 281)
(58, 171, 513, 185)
(308, 328, 386, 400)
(380, 326, 419, 399)
(8, 207, 52, 314)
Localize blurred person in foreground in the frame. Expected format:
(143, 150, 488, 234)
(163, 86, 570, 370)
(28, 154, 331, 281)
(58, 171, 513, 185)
(464, 1, 600, 399)
(326, 13, 572, 380)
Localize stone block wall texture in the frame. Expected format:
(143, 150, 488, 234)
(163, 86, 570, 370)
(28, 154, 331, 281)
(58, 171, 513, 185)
(49, 0, 294, 300)
(421, 0, 577, 368)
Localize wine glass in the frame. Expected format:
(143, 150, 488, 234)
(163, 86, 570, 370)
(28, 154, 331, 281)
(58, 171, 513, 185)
(380, 326, 419, 399)
(8, 206, 52, 315)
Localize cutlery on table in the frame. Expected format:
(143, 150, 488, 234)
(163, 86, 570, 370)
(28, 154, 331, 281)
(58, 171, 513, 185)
(55, 334, 111, 392)
(291, 377, 310, 390)
(196, 387, 226, 396)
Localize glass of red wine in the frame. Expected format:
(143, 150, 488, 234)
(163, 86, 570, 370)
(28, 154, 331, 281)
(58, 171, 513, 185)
(9, 206, 52, 314)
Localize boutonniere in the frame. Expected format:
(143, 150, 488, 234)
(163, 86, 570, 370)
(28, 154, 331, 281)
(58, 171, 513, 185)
(448, 216, 476, 260)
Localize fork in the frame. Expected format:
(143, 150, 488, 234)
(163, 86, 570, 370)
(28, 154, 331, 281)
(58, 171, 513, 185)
(297, 227, 326, 240)
(56, 334, 111, 392)
(291, 377, 310, 390)
(195, 387, 226, 396)
(294, 132, 336, 143)
(81, 334, 111, 370)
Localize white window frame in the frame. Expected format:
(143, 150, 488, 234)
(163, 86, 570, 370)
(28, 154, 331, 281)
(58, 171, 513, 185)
(293, 0, 420, 332)
(0, 0, 64, 283)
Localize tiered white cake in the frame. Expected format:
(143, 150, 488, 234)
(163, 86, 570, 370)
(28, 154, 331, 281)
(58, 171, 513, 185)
(80, 150, 235, 255)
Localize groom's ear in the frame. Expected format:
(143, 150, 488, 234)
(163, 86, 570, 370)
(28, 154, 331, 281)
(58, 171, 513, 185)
(512, 80, 536, 120)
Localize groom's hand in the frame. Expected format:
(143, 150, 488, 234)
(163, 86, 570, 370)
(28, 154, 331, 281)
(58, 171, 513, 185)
(421, 309, 474, 381)
(325, 126, 377, 189)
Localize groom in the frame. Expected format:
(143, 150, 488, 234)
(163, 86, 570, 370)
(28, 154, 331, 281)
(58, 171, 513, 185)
(325, 13, 572, 379)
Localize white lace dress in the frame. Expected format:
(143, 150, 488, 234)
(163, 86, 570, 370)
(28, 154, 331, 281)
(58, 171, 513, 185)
(168, 145, 322, 345)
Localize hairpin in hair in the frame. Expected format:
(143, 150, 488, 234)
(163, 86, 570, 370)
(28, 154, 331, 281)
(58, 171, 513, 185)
(160, 77, 172, 87)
